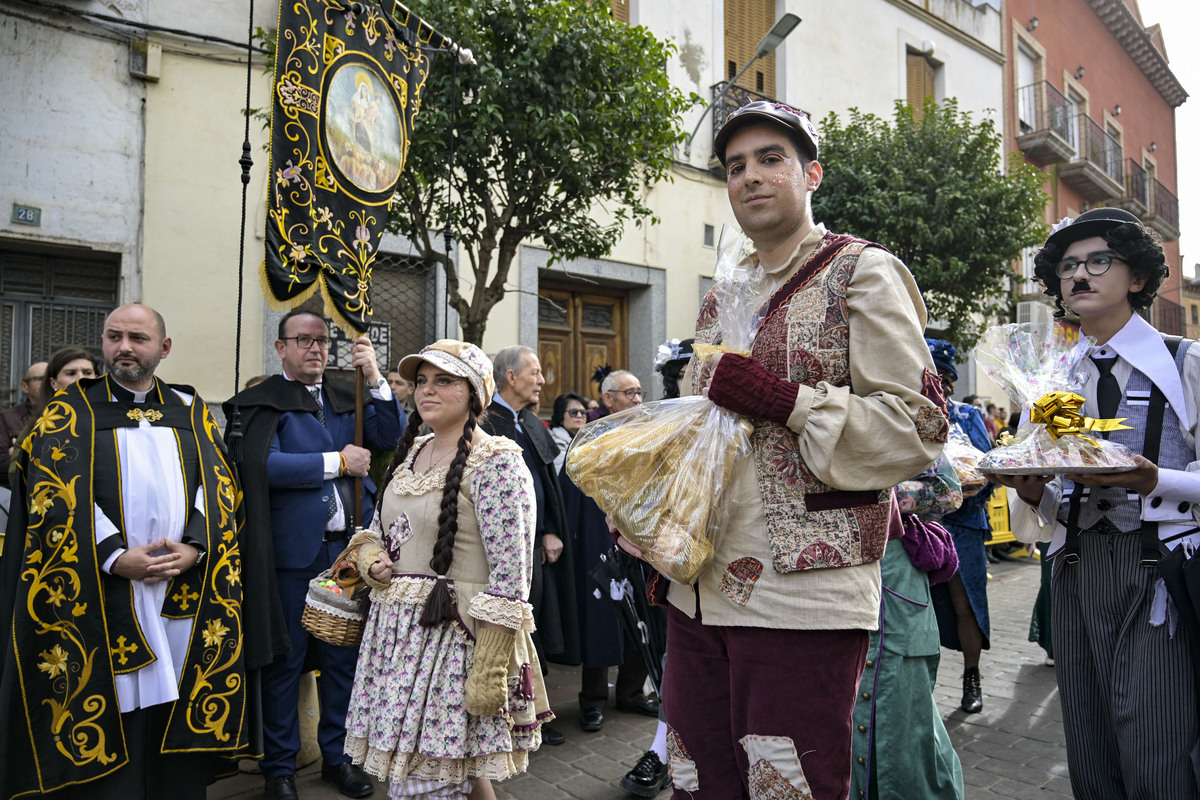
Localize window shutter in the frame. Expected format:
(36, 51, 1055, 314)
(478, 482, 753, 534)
(610, 0, 628, 24)
(906, 51, 934, 122)
(724, 0, 776, 97)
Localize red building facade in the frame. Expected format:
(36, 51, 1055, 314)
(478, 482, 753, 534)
(1004, 0, 1187, 332)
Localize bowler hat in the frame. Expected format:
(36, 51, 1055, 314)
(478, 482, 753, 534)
(1045, 207, 1144, 252)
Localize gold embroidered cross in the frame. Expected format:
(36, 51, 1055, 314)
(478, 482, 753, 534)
(111, 635, 138, 666)
(172, 583, 200, 611)
(126, 408, 164, 423)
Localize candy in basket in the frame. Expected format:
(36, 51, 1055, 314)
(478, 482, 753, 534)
(300, 543, 371, 646)
(973, 322, 1137, 475)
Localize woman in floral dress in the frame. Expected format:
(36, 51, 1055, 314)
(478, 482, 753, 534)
(343, 340, 551, 799)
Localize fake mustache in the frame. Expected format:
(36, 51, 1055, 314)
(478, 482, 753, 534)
(1070, 280, 1092, 294)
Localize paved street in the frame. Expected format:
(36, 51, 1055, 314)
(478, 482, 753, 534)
(209, 555, 1071, 799)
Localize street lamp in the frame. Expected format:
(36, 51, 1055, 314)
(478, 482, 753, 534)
(683, 13, 802, 157)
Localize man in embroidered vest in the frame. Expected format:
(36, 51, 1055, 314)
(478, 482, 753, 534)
(229, 309, 403, 800)
(997, 208, 1200, 798)
(616, 101, 947, 799)
(0, 304, 250, 799)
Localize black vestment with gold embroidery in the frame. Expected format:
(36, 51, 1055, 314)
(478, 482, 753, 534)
(0, 376, 251, 798)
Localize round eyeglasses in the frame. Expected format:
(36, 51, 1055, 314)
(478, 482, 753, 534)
(1055, 253, 1124, 279)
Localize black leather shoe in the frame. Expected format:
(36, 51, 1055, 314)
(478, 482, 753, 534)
(321, 762, 374, 798)
(616, 696, 660, 717)
(541, 725, 566, 745)
(961, 667, 983, 714)
(580, 705, 605, 732)
(264, 775, 299, 800)
(619, 750, 671, 797)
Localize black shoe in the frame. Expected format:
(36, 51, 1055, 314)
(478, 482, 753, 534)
(961, 667, 983, 714)
(616, 696, 660, 717)
(541, 725, 566, 745)
(321, 762, 374, 798)
(264, 775, 299, 800)
(619, 750, 671, 797)
(580, 706, 605, 732)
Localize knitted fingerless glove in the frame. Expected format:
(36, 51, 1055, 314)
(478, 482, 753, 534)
(465, 627, 516, 716)
(706, 353, 800, 425)
(355, 540, 390, 590)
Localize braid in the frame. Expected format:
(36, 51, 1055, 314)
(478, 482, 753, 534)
(419, 392, 482, 627)
(382, 407, 423, 491)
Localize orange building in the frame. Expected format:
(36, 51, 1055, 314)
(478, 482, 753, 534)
(1003, 0, 1187, 332)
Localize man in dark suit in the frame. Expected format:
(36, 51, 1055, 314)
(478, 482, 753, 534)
(228, 310, 403, 800)
(480, 345, 579, 745)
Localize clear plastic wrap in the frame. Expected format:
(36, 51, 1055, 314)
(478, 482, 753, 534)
(564, 226, 763, 583)
(944, 427, 987, 488)
(973, 322, 1137, 475)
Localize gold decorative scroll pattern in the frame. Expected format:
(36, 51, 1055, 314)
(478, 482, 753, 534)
(268, 0, 429, 333)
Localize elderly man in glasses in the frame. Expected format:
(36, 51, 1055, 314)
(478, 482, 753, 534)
(227, 309, 403, 800)
(995, 208, 1200, 799)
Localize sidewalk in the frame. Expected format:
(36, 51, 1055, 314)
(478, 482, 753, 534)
(208, 556, 1071, 799)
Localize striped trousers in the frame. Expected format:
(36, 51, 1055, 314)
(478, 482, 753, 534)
(1052, 531, 1200, 799)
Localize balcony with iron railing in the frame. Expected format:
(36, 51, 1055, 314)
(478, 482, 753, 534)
(1058, 113, 1123, 201)
(1152, 295, 1186, 336)
(1015, 82, 1074, 165)
(1111, 158, 1149, 217)
(710, 81, 773, 144)
(1145, 178, 1181, 242)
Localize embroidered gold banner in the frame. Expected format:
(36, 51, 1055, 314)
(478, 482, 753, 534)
(263, 0, 444, 335)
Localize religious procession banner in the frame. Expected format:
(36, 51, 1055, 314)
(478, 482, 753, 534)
(264, 0, 447, 335)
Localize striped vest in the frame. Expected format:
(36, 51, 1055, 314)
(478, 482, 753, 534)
(1062, 339, 1194, 533)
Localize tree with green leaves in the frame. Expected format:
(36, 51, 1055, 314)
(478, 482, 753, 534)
(396, 0, 696, 344)
(811, 100, 1048, 351)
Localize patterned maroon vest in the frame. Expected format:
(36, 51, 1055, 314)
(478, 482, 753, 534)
(695, 231, 892, 573)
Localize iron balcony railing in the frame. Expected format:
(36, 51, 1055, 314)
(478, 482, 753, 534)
(710, 81, 771, 143)
(1125, 158, 1149, 209)
(1152, 178, 1180, 232)
(1016, 81, 1071, 141)
(1155, 295, 1186, 337)
(1069, 113, 1123, 186)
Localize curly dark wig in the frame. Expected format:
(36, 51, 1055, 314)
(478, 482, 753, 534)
(1032, 222, 1169, 317)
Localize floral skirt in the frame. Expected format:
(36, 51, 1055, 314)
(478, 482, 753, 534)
(344, 582, 551, 787)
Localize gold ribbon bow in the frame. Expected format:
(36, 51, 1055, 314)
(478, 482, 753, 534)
(1029, 391, 1131, 445)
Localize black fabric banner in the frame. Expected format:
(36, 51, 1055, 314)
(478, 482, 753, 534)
(264, 0, 441, 335)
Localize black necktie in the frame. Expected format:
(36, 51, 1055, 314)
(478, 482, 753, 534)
(310, 386, 326, 426)
(310, 386, 336, 521)
(1091, 356, 1120, 430)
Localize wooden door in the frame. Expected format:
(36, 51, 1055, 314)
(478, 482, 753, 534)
(537, 285, 626, 416)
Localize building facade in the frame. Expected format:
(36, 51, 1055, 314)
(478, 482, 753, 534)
(1004, 0, 1186, 332)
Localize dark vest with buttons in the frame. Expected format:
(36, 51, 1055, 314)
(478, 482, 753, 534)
(1059, 338, 1194, 535)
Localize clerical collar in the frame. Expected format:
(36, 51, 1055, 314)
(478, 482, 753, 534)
(108, 378, 153, 404)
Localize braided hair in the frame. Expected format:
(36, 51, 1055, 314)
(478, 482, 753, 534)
(420, 388, 483, 627)
(378, 383, 484, 627)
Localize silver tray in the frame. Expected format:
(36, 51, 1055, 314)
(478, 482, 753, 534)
(984, 464, 1137, 476)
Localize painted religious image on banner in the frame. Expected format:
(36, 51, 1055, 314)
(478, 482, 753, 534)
(325, 65, 403, 194)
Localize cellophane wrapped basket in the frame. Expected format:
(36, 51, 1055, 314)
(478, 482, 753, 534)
(973, 322, 1137, 475)
(564, 226, 763, 583)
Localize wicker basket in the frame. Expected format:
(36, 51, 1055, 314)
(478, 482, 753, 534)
(301, 568, 369, 646)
